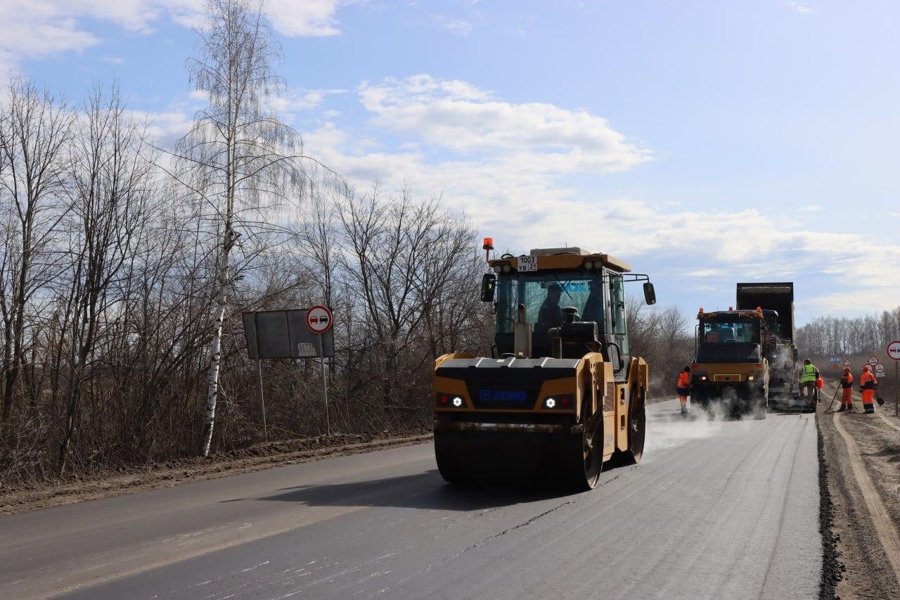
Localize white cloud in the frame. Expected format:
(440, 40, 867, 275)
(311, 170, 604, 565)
(139, 107, 194, 148)
(788, 2, 814, 14)
(269, 88, 347, 117)
(266, 0, 342, 36)
(0, 9, 101, 62)
(0, 0, 342, 79)
(356, 75, 652, 172)
(435, 16, 473, 36)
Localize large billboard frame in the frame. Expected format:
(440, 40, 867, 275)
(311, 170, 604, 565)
(242, 309, 335, 359)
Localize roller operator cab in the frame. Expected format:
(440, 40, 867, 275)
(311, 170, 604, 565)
(433, 240, 656, 491)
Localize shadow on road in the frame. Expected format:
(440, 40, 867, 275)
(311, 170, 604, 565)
(226, 470, 580, 512)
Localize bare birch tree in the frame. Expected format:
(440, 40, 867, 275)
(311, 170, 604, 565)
(170, 0, 306, 456)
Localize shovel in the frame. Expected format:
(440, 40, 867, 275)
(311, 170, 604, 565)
(825, 385, 841, 413)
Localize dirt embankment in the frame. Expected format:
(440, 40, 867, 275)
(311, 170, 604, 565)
(817, 385, 900, 599)
(0, 432, 431, 516)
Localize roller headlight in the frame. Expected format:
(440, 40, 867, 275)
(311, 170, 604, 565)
(543, 394, 574, 409)
(436, 394, 465, 408)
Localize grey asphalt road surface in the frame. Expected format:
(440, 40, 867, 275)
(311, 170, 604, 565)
(0, 400, 821, 599)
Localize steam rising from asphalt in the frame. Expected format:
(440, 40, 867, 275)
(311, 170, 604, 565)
(643, 395, 765, 459)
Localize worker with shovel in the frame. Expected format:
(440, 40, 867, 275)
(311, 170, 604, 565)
(860, 365, 878, 414)
(836, 366, 854, 412)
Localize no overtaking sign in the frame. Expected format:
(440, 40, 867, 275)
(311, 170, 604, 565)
(888, 341, 900, 418)
(888, 340, 900, 361)
(306, 305, 333, 334)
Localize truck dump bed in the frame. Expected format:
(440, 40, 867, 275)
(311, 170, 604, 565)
(736, 282, 795, 340)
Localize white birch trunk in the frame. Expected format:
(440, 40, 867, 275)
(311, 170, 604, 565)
(201, 227, 232, 456)
(201, 281, 228, 456)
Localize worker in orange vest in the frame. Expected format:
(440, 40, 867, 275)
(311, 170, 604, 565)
(836, 366, 853, 412)
(859, 365, 878, 414)
(676, 366, 691, 416)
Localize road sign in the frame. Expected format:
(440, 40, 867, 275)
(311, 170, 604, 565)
(868, 355, 878, 366)
(305, 305, 334, 435)
(887, 340, 900, 360)
(875, 363, 885, 375)
(306, 305, 333, 334)
(830, 356, 841, 364)
(844, 360, 851, 367)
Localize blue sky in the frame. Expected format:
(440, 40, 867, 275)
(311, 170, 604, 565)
(3, 0, 899, 329)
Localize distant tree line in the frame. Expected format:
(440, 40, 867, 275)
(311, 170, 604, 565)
(0, 0, 695, 485)
(795, 308, 900, 357)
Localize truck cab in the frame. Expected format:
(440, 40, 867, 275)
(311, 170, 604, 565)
(691, 307, 770, 417)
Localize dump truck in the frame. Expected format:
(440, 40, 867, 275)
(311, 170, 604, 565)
(690, 306, 772, 417)
(735, 282, 804, 411)
(433, 240, 656, 490)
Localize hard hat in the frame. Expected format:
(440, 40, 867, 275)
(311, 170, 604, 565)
(862, 365, 869, 372)
(843, 366, 850, 372)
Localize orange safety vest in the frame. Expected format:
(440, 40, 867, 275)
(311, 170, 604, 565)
(860, 371, 877, 403)
(840, 373, 853, 388)
(677, 372, 690, 388)
(860, 371, 877, 390)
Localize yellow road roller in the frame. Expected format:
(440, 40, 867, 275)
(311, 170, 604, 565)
(433, 240, 656, 490)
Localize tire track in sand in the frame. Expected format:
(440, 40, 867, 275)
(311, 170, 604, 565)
(832, 411, 900, 586)
(876, 411, 900, 432)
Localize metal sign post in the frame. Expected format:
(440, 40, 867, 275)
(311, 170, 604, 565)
(888, 340, 900, 416)
(257, 360, 267, 442)
(306, 305, 334, 435)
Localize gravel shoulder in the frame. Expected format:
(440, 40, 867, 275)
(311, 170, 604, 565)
(818, 385, 900, 599)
